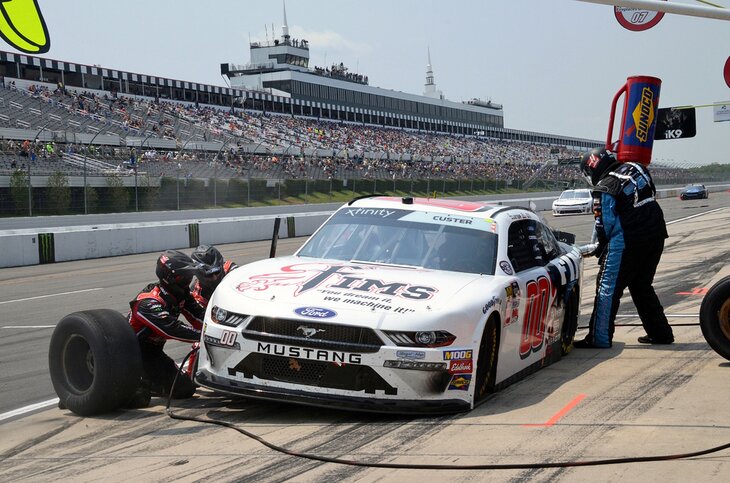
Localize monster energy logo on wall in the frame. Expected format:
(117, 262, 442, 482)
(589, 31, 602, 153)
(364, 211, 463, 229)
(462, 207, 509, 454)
(188, 223, 199, 248)
(38, 233, 55, 264)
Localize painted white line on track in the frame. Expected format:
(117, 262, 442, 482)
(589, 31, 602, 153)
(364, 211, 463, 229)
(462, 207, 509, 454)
(0, 287, 103, 305)
(2, 325, 56, 329)
(667, 207, 725, 225)
(0, 398, 59, 423)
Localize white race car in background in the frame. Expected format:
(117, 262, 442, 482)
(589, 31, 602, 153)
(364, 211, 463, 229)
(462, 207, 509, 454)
(552, 189, 593, 216)
(196, 196, 584, 413)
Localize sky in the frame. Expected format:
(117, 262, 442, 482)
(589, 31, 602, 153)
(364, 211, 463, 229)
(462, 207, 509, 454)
(18, 0, 730, 166)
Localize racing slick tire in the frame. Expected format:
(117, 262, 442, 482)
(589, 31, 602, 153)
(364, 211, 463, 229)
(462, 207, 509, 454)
(561, 286, 579, 356)
(49, 309, 143, 416)
(474, 316, 499, 404)
(699, 275, 730, 361)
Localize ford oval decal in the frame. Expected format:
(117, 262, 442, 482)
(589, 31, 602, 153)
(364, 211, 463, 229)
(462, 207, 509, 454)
(294, 307, 337, 319)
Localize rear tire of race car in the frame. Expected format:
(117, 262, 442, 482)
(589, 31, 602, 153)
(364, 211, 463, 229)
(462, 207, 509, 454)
(49, 309, 143, 416)
(561, 287, 579, 356)
(474, 316, 498, 404)
(699, 275, 730, 361)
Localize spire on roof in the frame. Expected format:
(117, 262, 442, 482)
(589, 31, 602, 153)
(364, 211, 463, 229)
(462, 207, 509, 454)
(424, 47, 443, 99)
(282, 0, 290, 40)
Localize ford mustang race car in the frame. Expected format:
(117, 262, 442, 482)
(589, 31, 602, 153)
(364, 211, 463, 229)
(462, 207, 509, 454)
(196, 196, 584, 413)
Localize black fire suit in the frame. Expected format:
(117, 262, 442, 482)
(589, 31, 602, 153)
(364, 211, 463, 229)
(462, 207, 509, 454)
(584, 161, 674, 347)
(128, 283, 205, 399)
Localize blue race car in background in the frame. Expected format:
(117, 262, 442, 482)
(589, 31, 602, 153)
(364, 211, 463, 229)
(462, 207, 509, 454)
(680, 184, 708, 200)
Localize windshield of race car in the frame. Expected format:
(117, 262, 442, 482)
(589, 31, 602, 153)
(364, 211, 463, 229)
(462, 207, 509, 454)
(297, 207, 498, 274)
(559, 189, 591, 200)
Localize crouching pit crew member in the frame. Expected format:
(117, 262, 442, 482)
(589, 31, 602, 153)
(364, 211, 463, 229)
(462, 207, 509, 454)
(127, 250, 205, 406)
(574, 148, 674, 349)
(190, 244, 238, 307)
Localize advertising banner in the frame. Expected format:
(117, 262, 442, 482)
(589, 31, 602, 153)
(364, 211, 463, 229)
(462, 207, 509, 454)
(714, 102, 730, 123)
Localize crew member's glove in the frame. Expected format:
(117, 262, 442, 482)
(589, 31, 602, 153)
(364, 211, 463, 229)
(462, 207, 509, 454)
(578, 242, 605, 258)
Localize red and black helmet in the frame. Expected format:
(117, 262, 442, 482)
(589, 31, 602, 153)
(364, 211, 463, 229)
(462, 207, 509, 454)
(155, 250, 200, 292)
(580, 148, 618, 186)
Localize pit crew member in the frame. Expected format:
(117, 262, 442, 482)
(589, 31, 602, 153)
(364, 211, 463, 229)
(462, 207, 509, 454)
(127, 250, 205, 405)
(575, 148, 674, 348)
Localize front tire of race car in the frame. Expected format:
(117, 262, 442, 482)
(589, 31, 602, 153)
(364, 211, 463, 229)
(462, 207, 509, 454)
(561, 286, 579, 356)
(699, 275, 730, 361)
(474, 316, 499, 404)
(49, 309, 143, 416)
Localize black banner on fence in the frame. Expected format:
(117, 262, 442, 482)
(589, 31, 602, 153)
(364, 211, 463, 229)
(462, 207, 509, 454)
(188, 223, 199, 248)
(38, 233, 55, 264)
(286, 216, 296, 238)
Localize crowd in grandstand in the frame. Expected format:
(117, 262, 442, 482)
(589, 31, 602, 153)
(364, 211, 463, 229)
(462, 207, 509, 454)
(0, 82, 705, 185)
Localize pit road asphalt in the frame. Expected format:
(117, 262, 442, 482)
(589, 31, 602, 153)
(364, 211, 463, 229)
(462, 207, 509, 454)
(1, 193, 729, 482)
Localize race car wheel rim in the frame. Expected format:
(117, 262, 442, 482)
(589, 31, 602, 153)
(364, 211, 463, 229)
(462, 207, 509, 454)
(63, 334, 94, 393)
(719, 299, 730, 341)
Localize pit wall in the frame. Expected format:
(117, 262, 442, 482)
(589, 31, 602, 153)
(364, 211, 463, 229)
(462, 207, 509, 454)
(0, 211, 332, 268)
(1, 185, 727, 268)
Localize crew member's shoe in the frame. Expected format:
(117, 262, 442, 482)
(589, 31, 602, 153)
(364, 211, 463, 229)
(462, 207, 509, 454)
(573, 338, 612, 349)
(637, 335, 674, 345)
(123, 387, 151, 409)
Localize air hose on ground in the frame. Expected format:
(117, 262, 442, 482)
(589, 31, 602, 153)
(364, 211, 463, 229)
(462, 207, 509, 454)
(165, 346, 730, 470)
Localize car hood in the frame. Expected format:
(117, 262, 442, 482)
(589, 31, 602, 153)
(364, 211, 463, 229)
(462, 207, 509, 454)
(213, 256, 490, 317)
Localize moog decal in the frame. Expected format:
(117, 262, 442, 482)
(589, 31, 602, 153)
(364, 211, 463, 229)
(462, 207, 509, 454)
(444, 350, 473, 361)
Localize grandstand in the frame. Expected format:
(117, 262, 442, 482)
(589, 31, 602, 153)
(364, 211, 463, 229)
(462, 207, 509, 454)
(0, 6, 708, 196)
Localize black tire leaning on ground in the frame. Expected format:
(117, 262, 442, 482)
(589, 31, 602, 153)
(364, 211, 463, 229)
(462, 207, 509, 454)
(561, 286, 579, 356)
(49, 309, 143, 416)
(474, 315, 499, 405)
(699, 275, 730, 361)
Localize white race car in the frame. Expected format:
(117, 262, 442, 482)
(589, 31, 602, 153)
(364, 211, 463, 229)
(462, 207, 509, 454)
(552, 189, 593, 216)
(196, 196, 584, 413)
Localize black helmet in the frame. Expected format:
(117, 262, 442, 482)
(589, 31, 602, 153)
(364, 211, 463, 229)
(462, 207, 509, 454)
(580, 148, 617, 186)
(191, 245, 224, 269)
(155, 250, 200, 298)
(191, 245, 225, 288)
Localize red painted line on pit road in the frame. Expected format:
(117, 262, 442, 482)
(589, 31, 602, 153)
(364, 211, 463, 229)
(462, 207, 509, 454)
(676, 287, 708, 296)
(522, 394, 587, 428)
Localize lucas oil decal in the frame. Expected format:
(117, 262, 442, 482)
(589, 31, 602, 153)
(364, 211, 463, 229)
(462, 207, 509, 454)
(236, 263, 437, 300)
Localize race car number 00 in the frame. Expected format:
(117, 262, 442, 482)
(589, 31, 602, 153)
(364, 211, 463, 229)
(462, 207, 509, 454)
(519, 276, 551, 359)
(220, 330, 237, 346)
